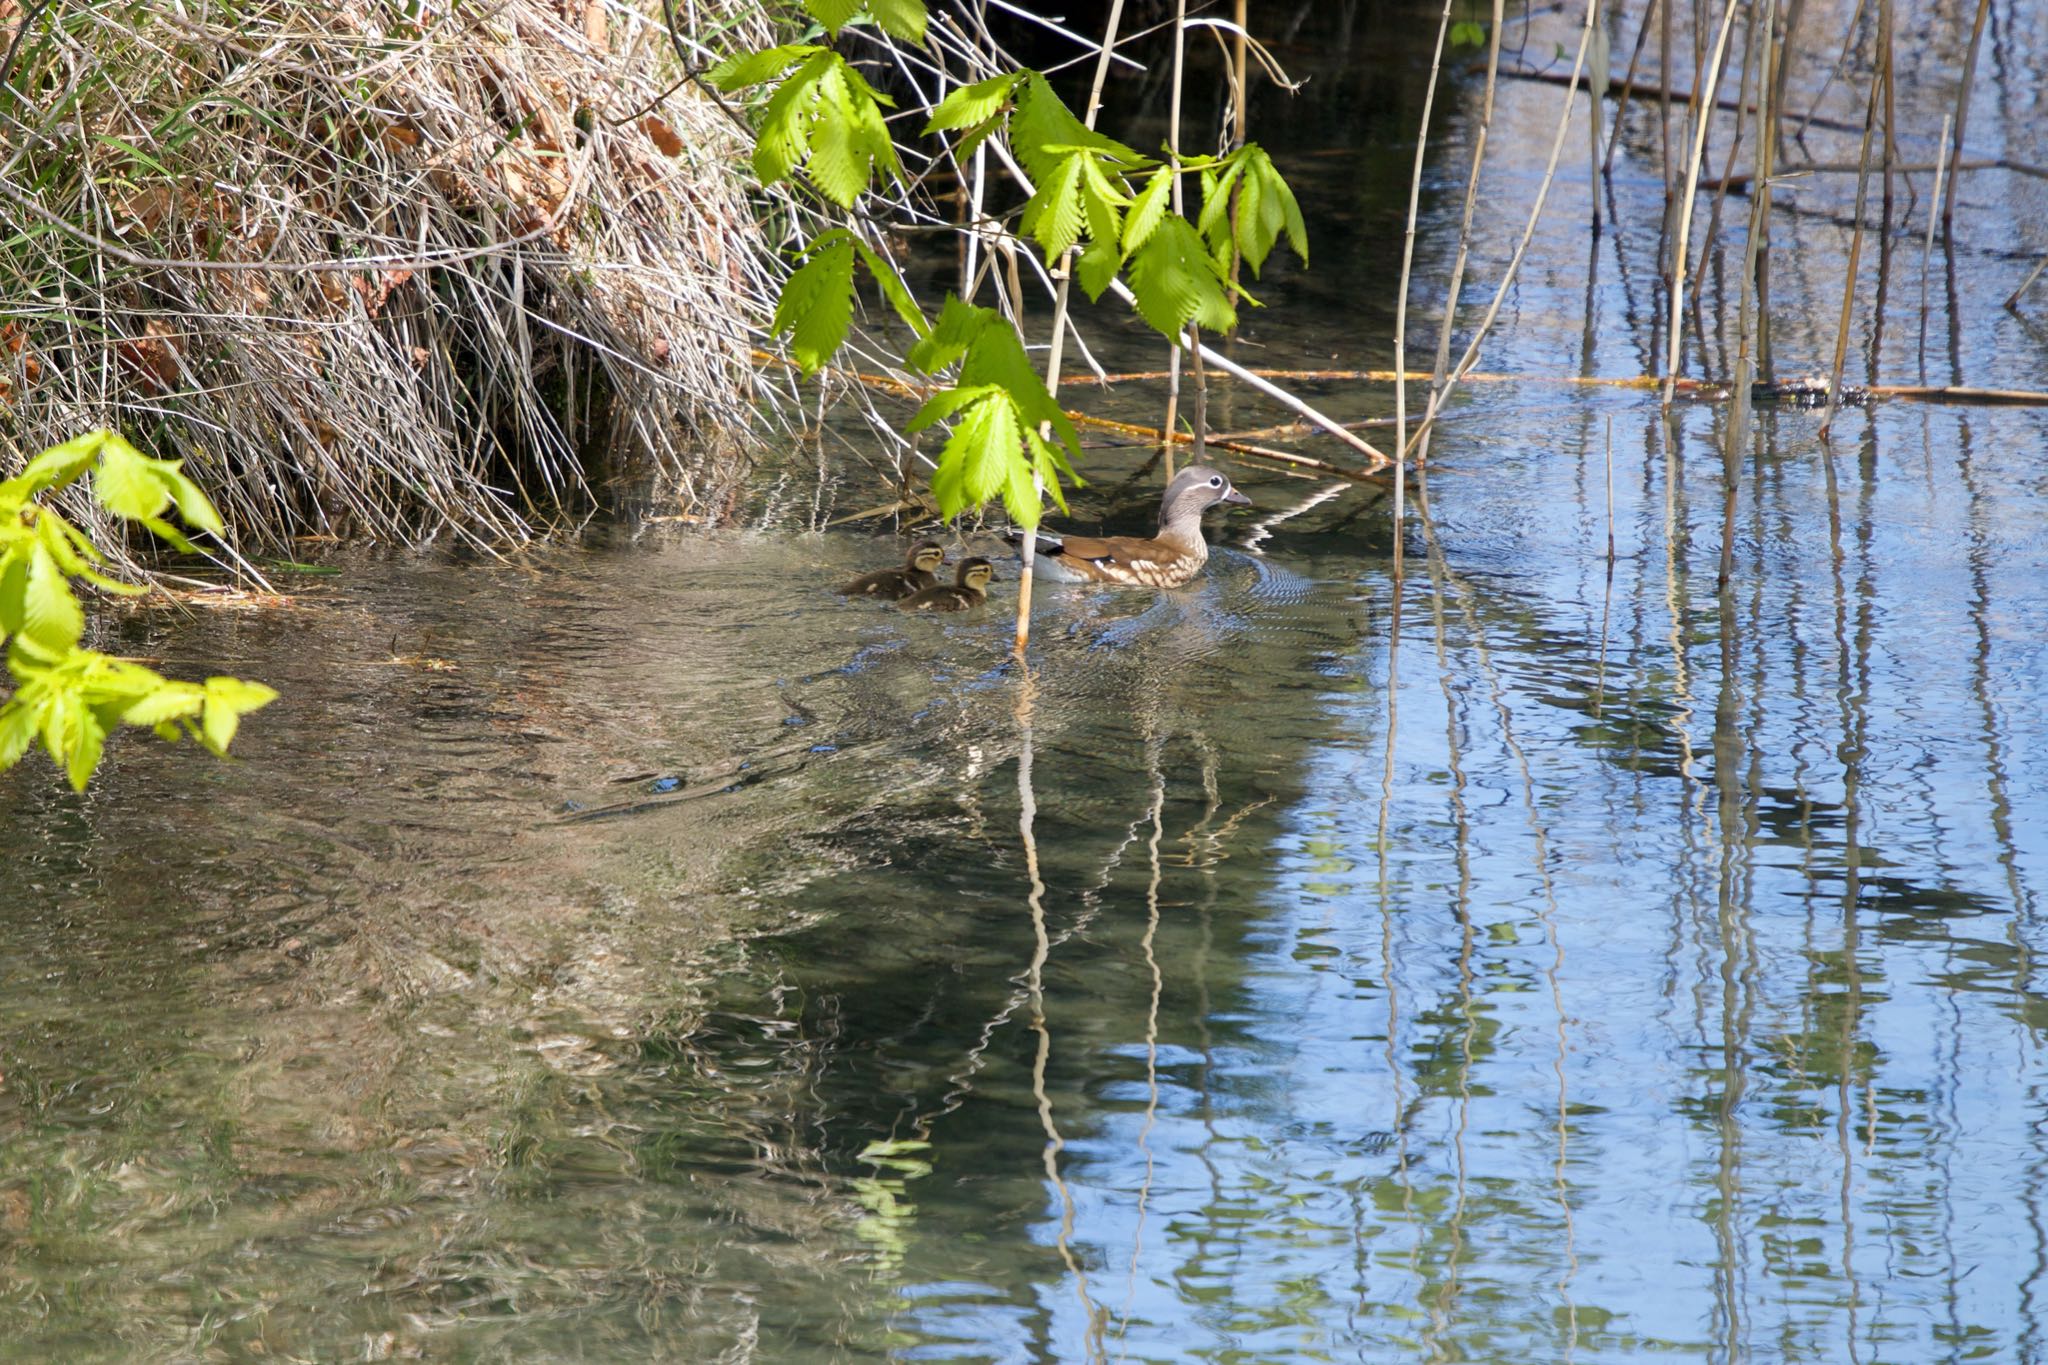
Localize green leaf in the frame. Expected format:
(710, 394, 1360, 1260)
(1122, 168, 1174, 255)
(907, 295, 996, 374)
(12, 432, 104, 496)
(64, 706, 104, 791)
(1232, 145, 1306, 275)
(139, 515, 197, 553)
(906, 382, 1004, 434)
(924, 71, 1023, 133)
(1020, 155, 1085, 259)
(929, 390, 1021, 515)
(22, 542, 83, 652)
(1195, 161, 1241, 246)
(1126, 216, 1237, 336)
(120, 680, 205, 728)
(839, 62, 904, 192)
(1008, 73, 1142, 189)
(91, 436, 173, 520)
(805, 64, 870, 207)
(1450, 20, 1486, 48)
(752, 51, 833, 187)
(0, 696, 35, 768)
(866, 0, 927, 42)
(1076, 233, 1122, 300)
(803, 0, 862, 31)
(162, 467, 225, 535)
(850, 239, 929, 338)
(0, 545, 26, 638)
(772, 234, 856, 375)
(200, 674, 278, 756)
(704, 44, 820, 92)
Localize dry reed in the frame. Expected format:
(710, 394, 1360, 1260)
(0, 0, 775, 559)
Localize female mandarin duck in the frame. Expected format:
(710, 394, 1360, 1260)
(1022, 466, 1251, 588)
(899, 557, 996, 612)
(837, 540, 945, 600)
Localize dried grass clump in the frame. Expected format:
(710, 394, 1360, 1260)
(0, 0, 778, 554)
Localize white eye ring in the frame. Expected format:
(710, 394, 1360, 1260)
(1208, 476, 1222, 487)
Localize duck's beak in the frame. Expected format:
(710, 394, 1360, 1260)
(1223, 487, 1252, 506)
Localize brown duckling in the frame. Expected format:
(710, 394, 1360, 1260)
(899, 557, 996, 613)
(838, 540, 944, 600)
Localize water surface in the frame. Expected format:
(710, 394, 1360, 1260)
(7, 2, 2048, 1360)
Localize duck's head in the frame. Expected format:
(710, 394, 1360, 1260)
(907, 540, 946, 573)
(1161, 466, 1251, 527)
(957, 557, 996, 590)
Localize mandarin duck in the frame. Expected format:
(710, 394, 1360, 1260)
(1018, 466, 1250, 587)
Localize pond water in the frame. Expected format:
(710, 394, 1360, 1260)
(8, 2, 2048, 1360)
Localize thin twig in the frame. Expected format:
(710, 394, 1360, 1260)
(1660, 0, 1742, 405)
(1394, 0, 1456, 579)
(1819, 53, 1883, 442)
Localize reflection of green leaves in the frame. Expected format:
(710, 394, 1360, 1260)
(0, 431, 273, 789)
(851, 1139, 931, 1274)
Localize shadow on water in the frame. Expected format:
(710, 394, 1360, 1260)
(7, 1, 2048, 1360)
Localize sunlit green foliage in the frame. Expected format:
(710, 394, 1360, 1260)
(802, 0, 927, 42)
(0, 431, 276, 790)
(771, 229, 927, 376)
(906, 299, 1080, 530)
(716, 0, 1312, 531)
(706, 46, 901, 207)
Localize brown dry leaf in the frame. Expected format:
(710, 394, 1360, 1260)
(382, 122, 422, 150)
(117, 319, 181, 394)
(366, 268, 413, 318)
(114, 185, 178, 234)
(582, 0, 606, 51)
(643, 116, 683, 158)
(317, 274, 348, 306)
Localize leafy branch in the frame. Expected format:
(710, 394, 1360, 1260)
(708, 2, 1311, 537)
(0, 431, 276, 790)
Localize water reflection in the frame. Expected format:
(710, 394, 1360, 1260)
(9, 1, 2048, 1360)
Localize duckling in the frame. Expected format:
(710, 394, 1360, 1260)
(837, 540, 944, 600)
(899, 557, 996, 613)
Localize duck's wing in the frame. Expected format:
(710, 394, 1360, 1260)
(1043, 533, 1181, 582)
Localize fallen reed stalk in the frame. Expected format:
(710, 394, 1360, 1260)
(1498, 63, 1868, 138)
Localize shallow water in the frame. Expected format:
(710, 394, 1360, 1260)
(9, 2, 2048, 1361)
